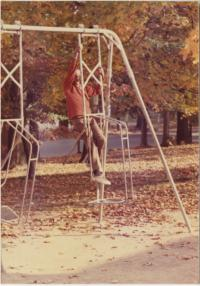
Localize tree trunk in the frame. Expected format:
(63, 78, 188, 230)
(117, 116, 120, 131)
(2, 87, 40, 177)
(161, 111, 170, 146)
(176, 112, 192, 144)
(2, 123, 26, 172)
(124, 111, 129, 127)
(140, 114, 148, 147)
(135, 112, 143, 130)
(1, 81, 22, 170)
(22, 119, 40, 179)
(3, 123, 16, 170)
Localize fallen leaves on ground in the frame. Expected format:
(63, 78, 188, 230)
(1, 145, 198, 236)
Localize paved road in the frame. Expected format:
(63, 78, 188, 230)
(40, 133, 198, 158)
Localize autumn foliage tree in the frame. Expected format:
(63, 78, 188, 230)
(1, 1, 198, 150)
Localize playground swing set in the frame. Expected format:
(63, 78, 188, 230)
(1, 21, 192, 232)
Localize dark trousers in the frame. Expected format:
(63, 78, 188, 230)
(72, 117, 105, 173)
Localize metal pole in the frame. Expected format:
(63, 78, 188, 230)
(97, 34, 105, 115)
(120, 125, 128, 200)
(19, 28, 24, 127)
(1, 23, 114, 34)
(105, 39, 113, 117)
(20, 141, 32, 223)
(124, 124, 134, 199)
(97, 31, 106, 225)
(106, 31, 192, 233)
(78, 34, 87, 127)
(78, 34, 93, 178)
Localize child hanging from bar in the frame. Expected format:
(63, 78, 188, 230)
(63, 48, 111, 185)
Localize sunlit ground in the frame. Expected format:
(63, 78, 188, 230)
(1, 145, 199, 283)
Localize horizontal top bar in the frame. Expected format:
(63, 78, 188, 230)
(1, 23, 123, 51)
(0, 118, 23, 122)
(1, 23, 111, 35)
(1, 30, 19, 34)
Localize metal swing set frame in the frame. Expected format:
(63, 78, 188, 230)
(0, 21, 191, 232)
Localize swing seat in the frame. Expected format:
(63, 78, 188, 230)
(88, 198, 126, 205)
(1, 205, 18, 222)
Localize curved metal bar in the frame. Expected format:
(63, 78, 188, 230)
(103, 30, 192, 233)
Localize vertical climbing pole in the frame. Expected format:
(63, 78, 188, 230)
(78, 26, 108, 224)
(78, 26, 106, 179)
(78, 31, 93, 179)
(97, 33, 114, 224)
(19, 22, 24, 127)
(97, 31, 106, 224)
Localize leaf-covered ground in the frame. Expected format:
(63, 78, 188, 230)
(1, 144, 199, 284)
(2, 144, 198, 235)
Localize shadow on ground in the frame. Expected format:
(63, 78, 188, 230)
(2, 235, 199, 284)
